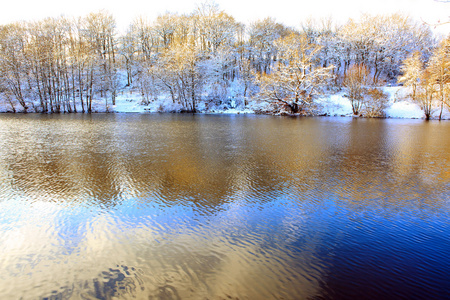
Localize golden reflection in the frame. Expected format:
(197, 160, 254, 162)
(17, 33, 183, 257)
(0, 115, 449, 299)
(0, 115, 448, 211)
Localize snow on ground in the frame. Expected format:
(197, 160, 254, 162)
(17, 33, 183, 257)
(383, 86, 450, 119)
(113, 90, 182, 113)
(316, 92, 354, 117)
(383, 86, 424, 119)
(386, 101, 424, 119)
(2, 85, 449, 120)
(315, 86, 450, 120)
(111, 86, 450, 119)
(111, 86, 260, 114)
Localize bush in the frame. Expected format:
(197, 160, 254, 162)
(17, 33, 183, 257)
(363, 88, 389, 117)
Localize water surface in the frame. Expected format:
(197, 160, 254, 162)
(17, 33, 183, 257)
(0, 114, 449, 299)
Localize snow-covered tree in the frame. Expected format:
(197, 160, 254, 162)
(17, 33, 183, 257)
(154, 12, 178, 49)
(0, 7, 443, 115)
(399, 51, 424, 102)
(339, 14, 434, 84)
(83, 11, 118, 108)
(399, 36, 449, 119)
(257, 32, 334, 113)
(0, 23, 29, 111)
(427, 36, 450, 119)
(248, 18, 291, 75)
(119, 26, 137, 86)
(153, 39, 205, 112)
(194, 2, 239, 54)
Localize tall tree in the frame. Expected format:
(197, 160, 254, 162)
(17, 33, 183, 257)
(0, 23, 29, 111)
(343, 64, 371, 115)
(257, 32, 333, 113)
(399, 51, 424, 102)
(427, 36, 450, 119)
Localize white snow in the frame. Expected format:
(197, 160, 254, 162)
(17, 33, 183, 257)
(109, 86, 450, 120)
(383, 86, 450, 119)
(2, 85, 449, 120)
(315, 86, 450, 120)
(386, 101, 424, 119)
(316, 92, 354, 117)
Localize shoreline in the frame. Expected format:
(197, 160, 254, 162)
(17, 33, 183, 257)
(1, 87, 449, 120)
(1, 109, 449, 121)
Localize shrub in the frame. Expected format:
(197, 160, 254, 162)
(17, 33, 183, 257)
(363, 88, 389, 117)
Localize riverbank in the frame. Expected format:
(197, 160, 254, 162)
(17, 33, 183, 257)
(1, 86, 449, 120)
(116, 86, 450, 119)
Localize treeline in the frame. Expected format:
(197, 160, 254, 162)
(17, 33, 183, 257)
(0, 12, 117, 113)
(0, 3, 447, 114)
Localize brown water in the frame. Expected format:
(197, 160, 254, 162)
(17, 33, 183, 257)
(0, 114, 449, 299)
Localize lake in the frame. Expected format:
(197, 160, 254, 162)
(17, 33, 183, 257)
(0, 114, 449, 299)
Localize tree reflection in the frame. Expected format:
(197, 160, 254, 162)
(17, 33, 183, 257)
(0, 115, 448, 213)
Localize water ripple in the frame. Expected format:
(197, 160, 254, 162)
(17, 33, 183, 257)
(0, 115, 449, 299)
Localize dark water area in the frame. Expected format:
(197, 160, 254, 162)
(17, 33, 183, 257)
(0, 114, 449, 299)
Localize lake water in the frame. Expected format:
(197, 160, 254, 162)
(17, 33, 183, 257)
(0, 114, 449, 299)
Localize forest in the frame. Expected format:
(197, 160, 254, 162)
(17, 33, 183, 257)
(0, 3, 449, 118)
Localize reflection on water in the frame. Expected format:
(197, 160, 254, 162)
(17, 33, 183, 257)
(0, 114, 449, 299)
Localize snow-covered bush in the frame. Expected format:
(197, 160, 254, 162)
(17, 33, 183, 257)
(363, 88, 389, 117)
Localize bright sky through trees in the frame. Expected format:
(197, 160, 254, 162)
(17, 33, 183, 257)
(1, 0, 448, 33)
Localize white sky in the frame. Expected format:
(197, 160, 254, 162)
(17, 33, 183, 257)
(1, 0, 449, 34)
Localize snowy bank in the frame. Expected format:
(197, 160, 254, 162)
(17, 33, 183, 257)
(316, 86, 450, 120)
(1, 86, 449, 120)
(110, 86, 450, 120)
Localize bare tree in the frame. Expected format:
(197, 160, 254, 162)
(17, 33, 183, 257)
(0, 23, 29, 112)
(427, 37, 450, 120)
(417, 69, 437, 120)
(343, 64, 371, 115)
